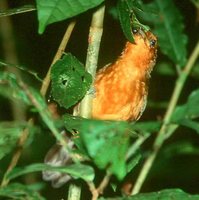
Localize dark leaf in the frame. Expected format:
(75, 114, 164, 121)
(36, 0, 104, 33)
(117, 0, 149, 43)
(51, 54, 92, 109)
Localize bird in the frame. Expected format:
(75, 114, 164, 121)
(92, 29, 157, 121)
(43, 29, 157, 187)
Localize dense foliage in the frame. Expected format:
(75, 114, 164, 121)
(0, 0, 199, 199)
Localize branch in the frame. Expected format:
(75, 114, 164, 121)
(70, 5, 105, 200)
(79, 5, 105, 118)
(40, 20, 76, 96)
(131, 39, 199, 195)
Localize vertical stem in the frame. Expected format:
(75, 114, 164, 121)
(0, 0, 26, 120)
(131, 39, 199, 195)
(79, 5, 105, 118)
(68, 4, 105, 200)
(67, 184, 81, 200)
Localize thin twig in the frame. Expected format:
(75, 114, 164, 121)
(0, 21, 76, 187)
(0, 60, 42, 82)
(97, 173, 111, 195)
(40, 20, 76, 96)
(131, 39, 199, 195)
(87, 182, 99, 200)
(0, 5, 36, 17)
(87, 173, 111, 200)
(1, 118, 33, 187)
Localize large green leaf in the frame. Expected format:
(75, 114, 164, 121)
(7, 163, 94, 182)
(62, 115, 160, 179)
(99, 189, 199, 200)
(77, 119, 130, 180)
(51, 53, 92, 109)
(0, 183, 45, 200)
(36, 0, 104, 33)
(141, 0, 187, 66)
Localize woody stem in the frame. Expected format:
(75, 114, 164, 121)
(79, 4, 105, 118)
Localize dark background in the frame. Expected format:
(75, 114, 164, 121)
(0, 0, 199, 199)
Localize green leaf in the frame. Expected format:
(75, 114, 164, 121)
(36, 0, 104, 34)
(62, 116, 159, 179)
(7, 163, 94, 182)
(77, 120, 131, 180)
(0, 183, 45, 200)
(117, 0, 149, 43)
(51, 53, 92, 109)
(0, 122, 27, 160)
(172, 89, 199, 122)
(142, 0, 188, 66)
(127, 153, 141, 173)
(117, 0, 134, 43)
(99, 189, 199, 200)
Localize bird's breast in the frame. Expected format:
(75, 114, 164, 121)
(92, 63, 148, 121)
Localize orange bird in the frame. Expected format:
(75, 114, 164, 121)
(43, 29, 157, 187)
(92, 30, 157, 121)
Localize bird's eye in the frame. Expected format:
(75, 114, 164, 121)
(149, 39, 156, 47)
(132, 28, 138, 34)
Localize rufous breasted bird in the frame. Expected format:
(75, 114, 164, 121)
(43, 29, 157, 187)
(92, 29, 157, 121)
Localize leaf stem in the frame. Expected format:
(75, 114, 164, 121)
(131, 39, 199, 195)
(79, 5, 105, 118)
